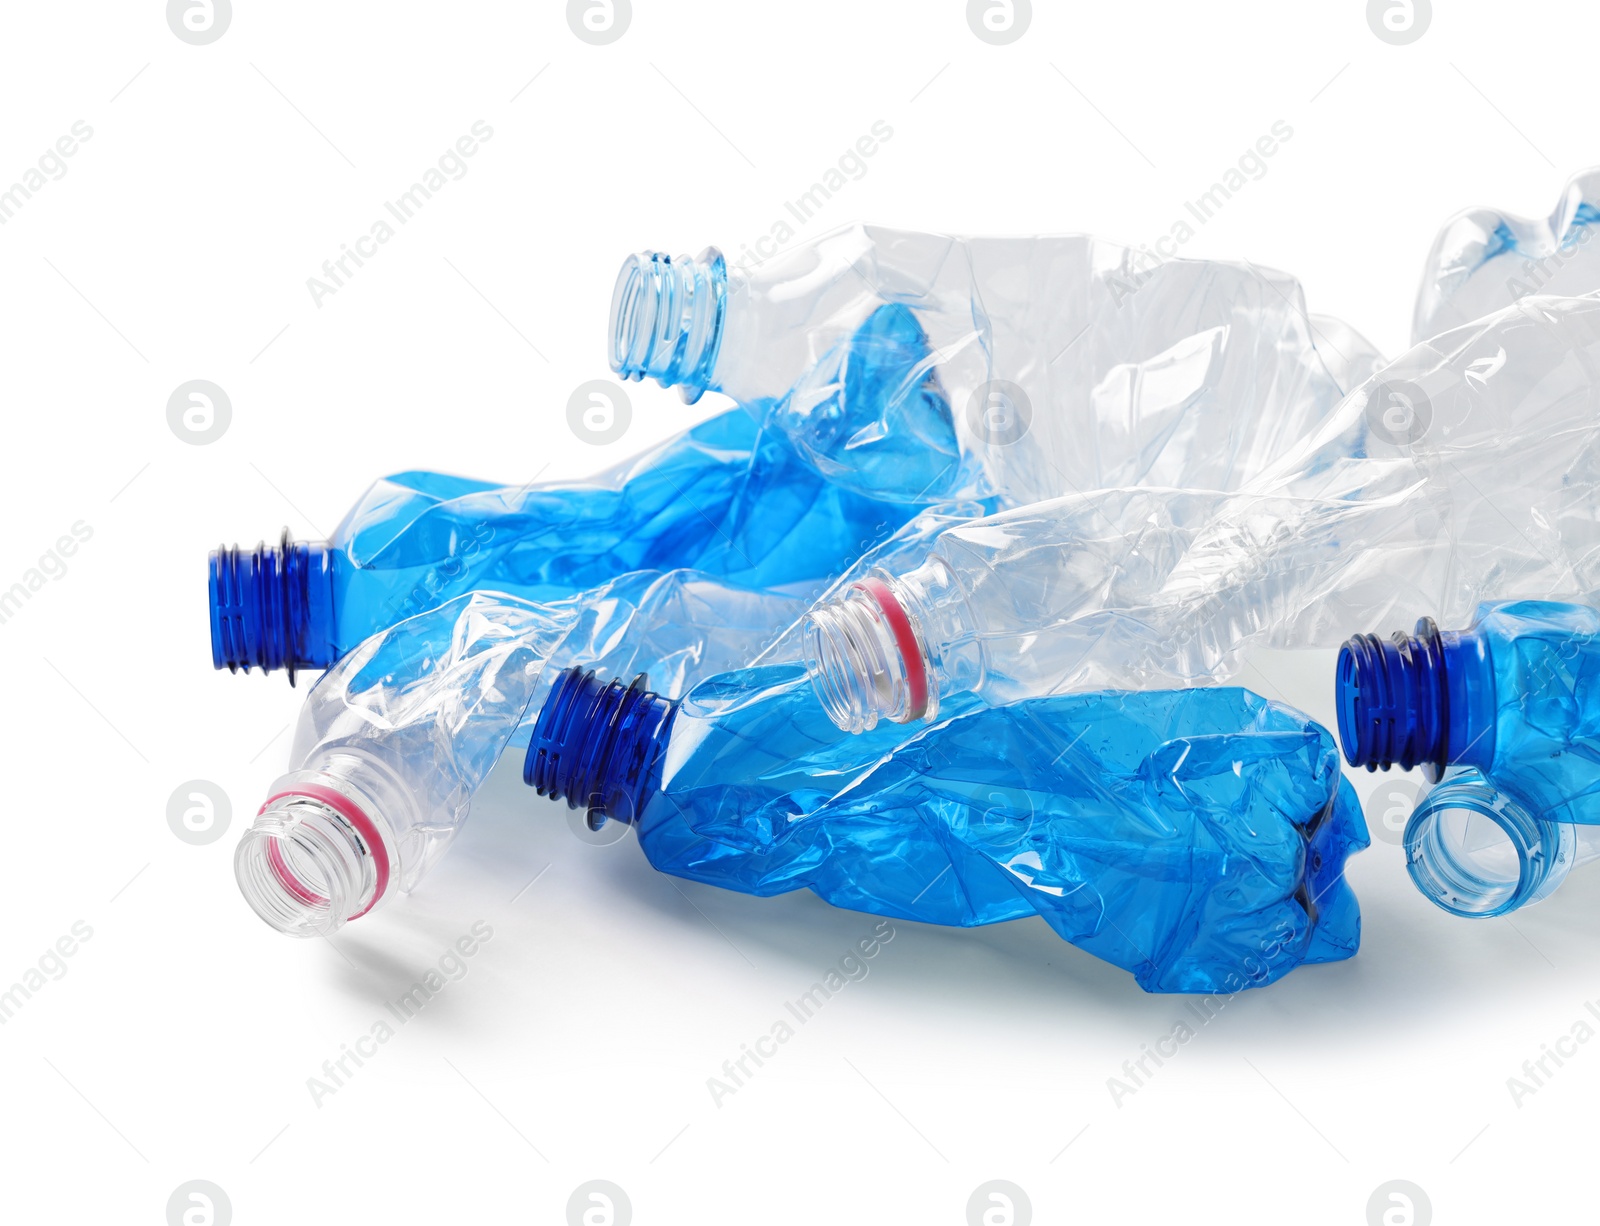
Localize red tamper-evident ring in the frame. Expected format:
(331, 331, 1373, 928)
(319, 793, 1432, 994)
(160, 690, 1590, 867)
(257, 783, 392, 920)
(852, 577, 930, 722)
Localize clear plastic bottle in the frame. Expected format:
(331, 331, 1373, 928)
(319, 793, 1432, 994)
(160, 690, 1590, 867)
(234, 572, 807, 937)
(611, 227, 1381, 509)
(525, 666, 1367, 994)
(1399, 767, 1600, 918)
(803, 294, 1600, 731)
(1414, 167, 1600, 342)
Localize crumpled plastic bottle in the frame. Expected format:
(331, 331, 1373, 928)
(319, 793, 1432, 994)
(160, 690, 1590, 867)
(208, 302, 975, 682)
(233, 573, 806, 937)
(801, 294, 1600, 730)
(1414, 167, 1600, 342)
(1338, 600, 1600, 917)
(611, 227, 1382, 508)
(526, 664, 1367, 993)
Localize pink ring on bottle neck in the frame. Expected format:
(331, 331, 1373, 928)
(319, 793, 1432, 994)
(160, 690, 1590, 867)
(257, 783, 392, 920)
(852, 576, 930, 722)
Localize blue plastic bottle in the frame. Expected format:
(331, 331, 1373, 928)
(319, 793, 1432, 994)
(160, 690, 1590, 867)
(1398, 766, 1600, 918)
(1339, 600, 1600, 917)
(1337, 601, 1600, 812)
(209, 305, 967, 682)
(526, 667, 1368, 993)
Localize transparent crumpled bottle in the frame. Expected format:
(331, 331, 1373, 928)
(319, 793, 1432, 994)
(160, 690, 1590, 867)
(234, 571, 808, 937)
(1336, 599, 1600, 919)
(1414, 167, 1600, 343)
(611, 226, 1381, 507)
(525, 665, 1367, 994)
(802, 294, 1600, 731)
(209, 302, 973, 682)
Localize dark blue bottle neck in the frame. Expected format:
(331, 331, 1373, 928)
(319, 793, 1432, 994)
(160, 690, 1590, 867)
(524, 668, 678, 827)
(209, 531, 337, 684)
(1336, 617, 1495, 775)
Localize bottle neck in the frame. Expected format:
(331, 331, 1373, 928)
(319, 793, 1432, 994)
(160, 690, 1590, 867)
(609, 247, 727, 404)
(1404, 770, 1574, 917)
(804, 560, 978, 733)
(234, 769, 397, 937)
(209, 530, 337, 683)
(524, 668, 677, 827)
(1335, 617, 1495, 775)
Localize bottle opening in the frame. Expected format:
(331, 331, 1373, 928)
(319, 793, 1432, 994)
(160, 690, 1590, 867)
(209, 530, 337, 683)
(235, 786, 388, 937)
(1404, 774, 1572, 918)
(1335, 619, 1449, 772)
(805, 576, 933, 734)
(524, 667, 676, 825)
(608, 247, 726, 404)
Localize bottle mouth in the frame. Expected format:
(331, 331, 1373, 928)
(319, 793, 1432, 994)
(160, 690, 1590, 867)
(608, 247, 726, 404)
(235, 784, 390, 937)
(209, 531, 337, 683)
(1335, 618, 1449, 773)
(805, 576, 933, 734)
(524, 667, 676, 826)
(1404, 773, 1574, 918)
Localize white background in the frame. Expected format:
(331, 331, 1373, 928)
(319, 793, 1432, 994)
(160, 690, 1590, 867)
(1, 2, 1596, 1223)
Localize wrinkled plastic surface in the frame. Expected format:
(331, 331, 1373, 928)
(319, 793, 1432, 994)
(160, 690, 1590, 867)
(288, 593, 574, 893)
(280, 573, 811, 896)
(679, 225, 1380, 507)
(1414, 168, 1600, 342)
(636, 674, 1366, 993)
(326, 414, 929, 656)
(832, 295, 1600, 709)
(309, 299, 975, 666)
(1431, 602, 1600, 827)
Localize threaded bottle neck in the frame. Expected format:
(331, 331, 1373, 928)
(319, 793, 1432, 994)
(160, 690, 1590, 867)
(524, 668, 677, 827)
(805, 574, 936, 733)
(1336, 617, 1494, 774)
(609, 247, 727, 404)
(209, 530, 336, 683)
(1404, 770, 1573, 918)
(234, 779, 390, 937)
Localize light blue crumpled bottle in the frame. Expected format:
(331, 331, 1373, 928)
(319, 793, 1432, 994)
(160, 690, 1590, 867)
(232, 573, 808, 938)
(1413, 167, 1600, 342)
(525, 665, 1368, 994)
(1338, 599, 1600, 917)
(208, 301, 970, 682)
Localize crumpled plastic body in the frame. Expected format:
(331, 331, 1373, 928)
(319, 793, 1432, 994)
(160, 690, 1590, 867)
(804, 294, 1600, 719)
(637, 675, 1366, 993)
(326, 405, 944, 652)
(624, 226, 1382, 507)
(236, 573, 810, 934)
(1413, 167, 1600, 342)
